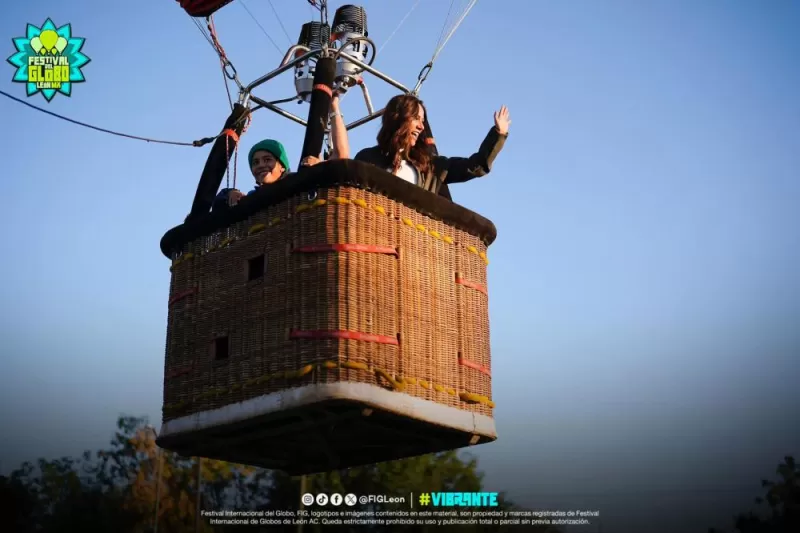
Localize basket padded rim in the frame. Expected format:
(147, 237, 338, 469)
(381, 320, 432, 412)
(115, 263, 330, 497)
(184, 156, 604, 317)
(158, 382, 496, 441)
(160, 159, 497, 258)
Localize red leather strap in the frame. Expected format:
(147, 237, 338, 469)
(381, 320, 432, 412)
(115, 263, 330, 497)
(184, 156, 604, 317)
(293, 244, 399, 256)
(313, 84, 333, 96)
(290, 329, 399, 345)
(455, 274, 487, 296)
(459, 356, 491, 377)
(169, 287, 198, 306)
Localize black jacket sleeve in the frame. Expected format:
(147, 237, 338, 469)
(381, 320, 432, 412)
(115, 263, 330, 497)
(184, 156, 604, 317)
(185, 104, 251, 222)
(435, 127, 508, 185)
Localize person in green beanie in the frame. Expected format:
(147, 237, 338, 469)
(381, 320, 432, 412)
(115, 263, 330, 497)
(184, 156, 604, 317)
(212, 139, 291, 209)
(213, 93, 349, 211)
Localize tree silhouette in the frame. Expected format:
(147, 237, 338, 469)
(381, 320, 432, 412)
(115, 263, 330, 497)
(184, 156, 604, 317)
(266, 451, 557, 532)
(708, 455, 798, 533)
(0, 414, 537, 532)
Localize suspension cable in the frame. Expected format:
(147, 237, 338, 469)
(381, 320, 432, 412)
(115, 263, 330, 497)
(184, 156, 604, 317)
(239, 0, 284, 55)
(190, 17, 217, 53)
(434, 0, 457, 55)
(206, 15, 246, 92)
(0, 89, 246, 148)
(220, 56, 234, 110)
(430, 0, 479, 65)
(379, 0, 424, 55)
(413, 0, 480, 95)
(268, 0, 294, 45)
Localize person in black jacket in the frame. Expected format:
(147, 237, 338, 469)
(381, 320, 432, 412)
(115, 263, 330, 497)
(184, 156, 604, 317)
(212, 92, 349, 212)
(353, 94, 510, 198)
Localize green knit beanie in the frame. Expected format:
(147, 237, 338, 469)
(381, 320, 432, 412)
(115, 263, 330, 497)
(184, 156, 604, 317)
(248, 139, 291, 174)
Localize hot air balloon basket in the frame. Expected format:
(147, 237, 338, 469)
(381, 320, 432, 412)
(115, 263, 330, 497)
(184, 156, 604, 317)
(157, 161, 496, 473)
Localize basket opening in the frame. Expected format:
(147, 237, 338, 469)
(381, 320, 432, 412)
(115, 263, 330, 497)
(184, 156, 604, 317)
(212, 336, 230, 361)
(247, 255, 265, 281)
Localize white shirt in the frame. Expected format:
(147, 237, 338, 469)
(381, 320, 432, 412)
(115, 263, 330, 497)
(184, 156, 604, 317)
(388, 149, 419, 185)
(391, 159, 419, 185)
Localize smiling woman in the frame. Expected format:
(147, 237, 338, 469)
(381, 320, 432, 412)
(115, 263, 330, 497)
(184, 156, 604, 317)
(354, 94, 511, 201)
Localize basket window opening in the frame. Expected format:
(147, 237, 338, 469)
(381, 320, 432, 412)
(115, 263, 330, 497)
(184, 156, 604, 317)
(247, 255, 265, 282)
(212, 336, 230, 361)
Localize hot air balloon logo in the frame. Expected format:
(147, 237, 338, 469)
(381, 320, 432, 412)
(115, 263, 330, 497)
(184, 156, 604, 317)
(6, 18, 91, 102)
(30, 30, 68, 56)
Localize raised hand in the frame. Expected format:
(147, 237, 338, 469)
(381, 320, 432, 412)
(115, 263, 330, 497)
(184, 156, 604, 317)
(494, 105, 511, 135)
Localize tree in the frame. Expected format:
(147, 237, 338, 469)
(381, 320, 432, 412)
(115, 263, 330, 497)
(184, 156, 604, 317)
(708, 455, 799, 533)
(0, 414, 545, 532)
(0, 415, 271, 533)
(266, 451, 558, 532)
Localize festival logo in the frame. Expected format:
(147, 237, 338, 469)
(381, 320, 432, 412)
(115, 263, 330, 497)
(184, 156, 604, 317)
(7, 18, 91, 102)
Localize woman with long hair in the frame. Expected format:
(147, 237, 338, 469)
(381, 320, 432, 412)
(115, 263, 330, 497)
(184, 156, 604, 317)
(354, 94, 510, 199)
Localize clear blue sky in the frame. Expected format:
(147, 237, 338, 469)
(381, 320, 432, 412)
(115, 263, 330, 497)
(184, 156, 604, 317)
(2, 1, 799, 531)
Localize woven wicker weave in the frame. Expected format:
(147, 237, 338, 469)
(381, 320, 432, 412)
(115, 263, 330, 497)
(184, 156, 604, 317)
(158, 161, 497, 473)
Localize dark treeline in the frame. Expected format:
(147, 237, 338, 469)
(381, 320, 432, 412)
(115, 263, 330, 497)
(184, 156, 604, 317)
(0, 415, 795, 532)
(0, 415, 554, 532)
(708, 455, 798, 533)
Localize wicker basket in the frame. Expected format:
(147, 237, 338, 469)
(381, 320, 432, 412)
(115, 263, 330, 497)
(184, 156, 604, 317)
(157, 160, 497, 474)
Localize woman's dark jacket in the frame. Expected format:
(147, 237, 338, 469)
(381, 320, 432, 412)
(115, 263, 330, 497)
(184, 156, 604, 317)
(353, 126, 508, 199)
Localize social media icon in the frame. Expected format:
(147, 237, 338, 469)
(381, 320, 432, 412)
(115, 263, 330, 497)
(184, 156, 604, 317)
(316, 493, 329, 505)
(301, 493, 314, 506)
(330, 493, 343, 506)
(345, 493, 357, 506)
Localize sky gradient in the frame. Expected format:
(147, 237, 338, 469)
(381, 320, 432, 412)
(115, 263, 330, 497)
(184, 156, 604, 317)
(2, 1, 799, 531)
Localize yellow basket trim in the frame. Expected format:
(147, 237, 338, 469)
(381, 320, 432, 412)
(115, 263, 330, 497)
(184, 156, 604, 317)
(295, 204, 311, 213)
(333, 197, 351, 204)
(374, 206, 386, 215)
(402, 217, 414, 227)
(430, 231, 442, 239)
(162, 362, 494, 412)
(268, 217, 282, 226)
(416, 224, 427, 233)
(342, 361, 369, 371)
(312, 199, 327, 207)
(479, 252, 489, 264)
(467, 245, 478, 254)
(443, 236, 454, 244)
(374, 368, 404, 391)
(248, 223, 266, 235)
(353, 198, 368, 208)
(285, 364, 314, 379)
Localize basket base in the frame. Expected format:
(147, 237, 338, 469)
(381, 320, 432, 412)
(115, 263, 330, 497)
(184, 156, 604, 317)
(156, 382, 497, 475)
